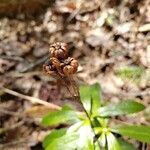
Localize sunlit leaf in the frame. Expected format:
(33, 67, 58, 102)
(67, 122, 84, 133)
(111, 124, 150, 143)
(68, 121, 94, 150)
(46, 133, 79, 150)
(106, 132, 121, 150)
(43, 129, 66, 148)
(117, 139, 137, 150)
(79, 83, 101, 115)
(99, 100, 145, 117)
(99, 132, 106, 148)
(90, 83, 102, 113)
(42, 105, 79, 126)
(75, 124, 94, 150)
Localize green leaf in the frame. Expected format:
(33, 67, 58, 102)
(79, 83, 101, 115)
(94, 142, 103, 150)
(97, 118, 109, 127)
(117, 139, 137, 150)
(42, 106, 79, 126)
(116, 66, 144, 81)
(69, 122, 94, 150)
(43, 129, 66, 148)
(111, 124, 150, 143)
(106, 132, 121, 150)
(99, 100, 145, 117)
(75, 124, 94, 150)
(99, 132, 106, 147)
(67, 122, 84, 133)
(144, 106, 150, 122)
(79, 85, 91, 114)
(46, 133, 79, 150)
(90, 83, 102, 113)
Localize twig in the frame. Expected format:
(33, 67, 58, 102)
(0, 109, 24, 117)
(0, 138, 29, 149)
(0, 55, 24, 61)
(20, 55, 49, 73)
(8, 71, 42, 78)
(2, 87, 61, 110)
(0, 109, 35, 125)
(0, 120, 25, 134)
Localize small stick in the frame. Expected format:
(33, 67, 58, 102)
(0, 138, 29, 148)
(0, 109, 24, 117)
(0, 55, 24, 61)
(20, 55, 49, 73)
(67, 76, 80, 100)
(2, 88, 61, 110)
(0, 120, 25, 134)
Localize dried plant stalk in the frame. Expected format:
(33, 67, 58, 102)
(43, 42, 79, 100)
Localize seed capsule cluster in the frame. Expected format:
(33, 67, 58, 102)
(43, 42, 78, 77)
(49, 42, 68, 59)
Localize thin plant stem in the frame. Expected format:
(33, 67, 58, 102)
(61, 75, 101, 149)
(67, 76, 80, 101)
(58, 75, 79, 101)
(75, 89, 101, 150)
(81, 101, 101, 150)
(2, 87, 61, 110)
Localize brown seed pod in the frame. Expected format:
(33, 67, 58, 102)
(50, 57, 61, 69)
(49, 42, 68, 59)
(43, 60, 56, 76)
(62, 57, 78, 76)
(50, 57, 65, 76)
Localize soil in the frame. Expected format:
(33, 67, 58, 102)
(0, 0, 150, 149)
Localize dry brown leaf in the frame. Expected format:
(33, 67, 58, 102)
(25, 105, 57, 118)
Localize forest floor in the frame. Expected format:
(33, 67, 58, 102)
(0, 0, 150, 149)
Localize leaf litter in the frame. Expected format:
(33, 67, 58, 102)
(0, 0, 150, 149)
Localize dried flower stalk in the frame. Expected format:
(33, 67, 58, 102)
(43, 42, 79, 99)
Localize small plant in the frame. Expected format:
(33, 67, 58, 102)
(42, 42, 150, 150)
(43, 42, 79, 97)
(116, 66, 144, 83)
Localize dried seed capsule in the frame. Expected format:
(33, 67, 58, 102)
(50, 57, 64, 76)
(63, 65, 75, 75)
(62, 57, 78, 76)
(43, 60, 56, 76)
(49, 42, 68, 59)
(50, 57, 61, 69)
